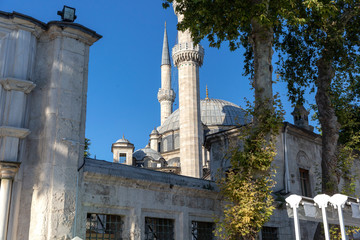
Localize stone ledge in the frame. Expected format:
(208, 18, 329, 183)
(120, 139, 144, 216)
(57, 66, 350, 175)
(0, 77, 36, 93)
(83, 158, 219, 192)
(0, 126, 30, 138)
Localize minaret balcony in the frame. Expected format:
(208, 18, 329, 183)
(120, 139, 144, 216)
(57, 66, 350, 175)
(157, 89, 176, 102)
(172, 42, 204, 66)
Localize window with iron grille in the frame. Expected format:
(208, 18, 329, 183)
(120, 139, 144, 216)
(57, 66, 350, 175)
(145, 217, 174, 240)
(191, 221, 214, 240)
(262, 226, 278, 240)
(86, 213, 123, 240)
(299, 168, 311, 197)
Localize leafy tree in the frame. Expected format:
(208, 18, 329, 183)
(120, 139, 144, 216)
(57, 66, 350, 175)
(84, 138, 91, 158)
(216, 98, 283, 240)
(162, 0, 294, 238)
(163, 0, 301, 118)
(277, 0, 360, 195)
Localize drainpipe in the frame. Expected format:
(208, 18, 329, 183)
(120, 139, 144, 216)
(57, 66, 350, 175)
(283, 124, 290, 193)
(73, 156, 86, 238)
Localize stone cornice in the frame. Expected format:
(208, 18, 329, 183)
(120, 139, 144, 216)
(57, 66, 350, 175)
(46, 22, 101, 46)
(0, 161, 21, 179)
(157, 89, 176, 102)
(0, 126, 30, 138)
(0, 11, 45, 38)
(0, 77, 36, 93)
(172, 42, 204, 66)
(0, 11, 102, 44)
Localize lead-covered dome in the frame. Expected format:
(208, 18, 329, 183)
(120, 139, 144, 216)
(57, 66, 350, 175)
(158, 98, 251, 133)
(133, 147, 164, 161)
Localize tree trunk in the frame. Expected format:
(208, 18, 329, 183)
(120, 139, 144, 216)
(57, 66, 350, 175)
(249, 19, 274, 127)
(315, 58, 340, 195)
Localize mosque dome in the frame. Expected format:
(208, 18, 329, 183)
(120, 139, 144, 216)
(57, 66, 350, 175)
(158, 98, 251, 134)
(133, 147, 164, 161)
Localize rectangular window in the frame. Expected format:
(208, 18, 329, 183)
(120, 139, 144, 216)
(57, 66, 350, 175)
(191, 221, 214, 240)
(299, 168, 311, 197)
(262, 226, 278, 240)
(86, 213, 123, 240)
(119, 153, 126, 164)
(145, 217, 174, 240)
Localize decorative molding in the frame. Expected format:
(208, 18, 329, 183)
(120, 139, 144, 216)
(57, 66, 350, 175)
(0, 77, 36, 93)
(0, 161, 21, 179)
(0, 126, 30, 138)
(172, 42, 204, 66)
(157, 89, 176, 102)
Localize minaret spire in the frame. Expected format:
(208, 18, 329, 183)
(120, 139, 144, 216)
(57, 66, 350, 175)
(158, 21, 175, 125)
(161, 21, 171, 66)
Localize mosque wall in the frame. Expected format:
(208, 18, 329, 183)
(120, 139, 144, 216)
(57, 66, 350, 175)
(76, 159, 221, 240)
(284, 125, 322, 197)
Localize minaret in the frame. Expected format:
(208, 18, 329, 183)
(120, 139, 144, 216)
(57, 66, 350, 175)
(172, 3, 204, 178)
(158, 22, 175, 125)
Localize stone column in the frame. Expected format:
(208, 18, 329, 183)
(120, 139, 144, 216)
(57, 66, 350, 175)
(0, 161, 20, 240)
(16, 22, 101, 240)
(172, 5, 204, 178)
(0, 23, 38, 240)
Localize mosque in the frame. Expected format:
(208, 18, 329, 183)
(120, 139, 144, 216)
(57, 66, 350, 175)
(112, 21, 252, 180)
(0, 5, 359, 240)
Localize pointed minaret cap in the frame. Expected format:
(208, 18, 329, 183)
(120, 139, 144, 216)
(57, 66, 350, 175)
(161, 21, 171, 66)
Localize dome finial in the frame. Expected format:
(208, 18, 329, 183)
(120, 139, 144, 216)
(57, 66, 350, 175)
(122, 134, 125, 139)
(205, 85, 209, 100)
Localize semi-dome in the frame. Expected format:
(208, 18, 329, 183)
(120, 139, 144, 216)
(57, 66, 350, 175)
(158, 98, 251, 133)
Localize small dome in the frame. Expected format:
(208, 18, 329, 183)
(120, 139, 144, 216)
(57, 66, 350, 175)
(150, 128, 159, 135)
(158, 98, 251, 133)
(116, 135, 130, 143)
(133, 147, 164, 161)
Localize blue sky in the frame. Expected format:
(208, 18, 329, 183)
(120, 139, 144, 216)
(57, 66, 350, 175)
(1, 0, 316, 161)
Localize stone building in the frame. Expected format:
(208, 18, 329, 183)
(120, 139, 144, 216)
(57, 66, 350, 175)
(0, 7, 359, 240)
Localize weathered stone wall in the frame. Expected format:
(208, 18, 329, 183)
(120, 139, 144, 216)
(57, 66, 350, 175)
(77, 159, 221, 240)
(0, 12, 100, 240)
